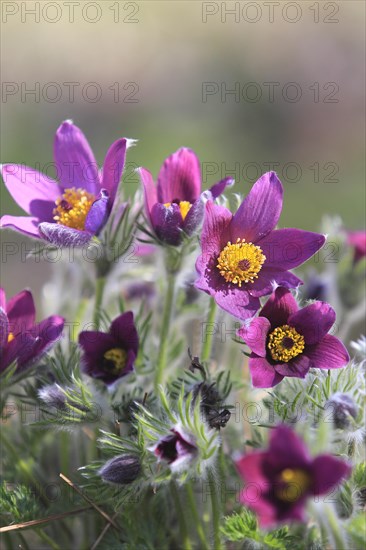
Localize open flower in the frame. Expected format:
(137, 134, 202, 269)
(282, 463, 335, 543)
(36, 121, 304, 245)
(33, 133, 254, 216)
(235, 425, 351, 527)
(1, 120, 131, 247)
(195, 172, 326, 319)
(138, 147, 233, 245)
(237, 287, 349, 388)
(78, 311, 138, 386)
(0, 288, 64, 373)
(150, 426, 197, 472)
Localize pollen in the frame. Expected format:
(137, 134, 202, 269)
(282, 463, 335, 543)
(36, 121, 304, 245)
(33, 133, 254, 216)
(53, 187, 96, 231)
(7, 332, 15, 343)
(267, 325, 305, 363)
(276, 468, 311, 502)
(216, 238, 266, 286)
(103, 348, 127, 375)
(164, 200, 192, 221)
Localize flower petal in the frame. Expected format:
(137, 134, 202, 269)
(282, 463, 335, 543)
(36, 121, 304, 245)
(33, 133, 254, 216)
(0, 215, 41, 238)
(305, 335, 349, 370)
(199, 201, 232, 259)
(311, 455, 351, 496)
(157, 147, 201, 203)
(249, 356, 284, 387)
(267, 425, 311, 470)
(1, 333, 37, 372)
(1, 164, 59, 220)
(7, 290, 36, 334)
(85, 189, 110, 234)
(150, 203, 183, 245)
(237, 317, 271, 357)
(274, 354, 311, 378)
(138, 167, 157, 223)
(110, 311, 139, 355)
(230, 172, 283, 243)
(259, 287, 298, 327)
(24, 315, 64, 369)
(38, 222, 92, 247)
(101, 138, 127, 204)
(215, 287, 260, 320)
(259, 229, 326, 270)
(79, 331, 115, 356)
(182, 198, 204, 235)
(209, 177, 234, 199)
(247, 268, 303, 298)
(54, 120, 99, 194)
(0, 308, 9, 348)
(289, 301, 335, 345)
(0, 289, 6, 310)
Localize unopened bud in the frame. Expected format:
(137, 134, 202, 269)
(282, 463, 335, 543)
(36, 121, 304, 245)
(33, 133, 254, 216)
(99, 454, 141, 485)
(327, 393, 358, 429)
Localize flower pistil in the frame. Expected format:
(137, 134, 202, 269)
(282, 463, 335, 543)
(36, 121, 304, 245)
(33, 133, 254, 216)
(276, 468, 311, 502)
(217, 238, 266, 286)
(103, 348, 127, 374)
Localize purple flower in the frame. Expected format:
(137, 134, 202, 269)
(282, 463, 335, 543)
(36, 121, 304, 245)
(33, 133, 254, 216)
(0, 288, 64, 373)
(78, 311, 138, 386)
(1, 120, 130, 247)
(151, 426, 197, 471)
(138, 147, 233, 246)
(99, 454, 141, 485)
(237, 287, 349, 388)
(347, 230, 366, 264)
(195, 172, 326, 320)
(235, 425, 351, 527)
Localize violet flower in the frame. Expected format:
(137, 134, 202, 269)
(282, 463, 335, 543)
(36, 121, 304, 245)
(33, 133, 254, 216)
(1, 120, 131, 247)
(78, 311, 138, 386)
(195, 172, 326, 319)
(235, 425, 351, 527)
(347, 230, 366, 264)
(138, 147, 233, 245)
(237, 287, 349, 388)
(0, 288, 64, 373)
(151, 426, 197, 471)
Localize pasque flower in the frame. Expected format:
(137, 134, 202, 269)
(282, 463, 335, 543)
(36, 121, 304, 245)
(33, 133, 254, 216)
(0, 288, 64, 373)
(235, 425, 351, 527)
(150, 426, 197, 472)
(138, 147, 233, 245)
(195, 172, 325, 319)
(347, 230, 366, 264)
(99, 454, 141, 485)
(237, 287, 349, 388)
(1, 120, 131, 247)
(78, 311, 138, 386)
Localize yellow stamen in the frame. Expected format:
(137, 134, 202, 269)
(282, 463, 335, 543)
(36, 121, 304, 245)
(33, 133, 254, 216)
(164, 200, 192, 221)
(216, 238, 266, 286)
(103, 348, 127, 375)
(276, 468, 311, 502)
(53, 187, 96, 230)
(7, 332, 15, 343)
(268, 325, 305, 362)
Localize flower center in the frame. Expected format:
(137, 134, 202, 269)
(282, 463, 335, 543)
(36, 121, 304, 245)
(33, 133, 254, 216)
(164, 200, 192, 221)
(7, 332, 15, 343)
(103, 348, 127, 375)
(53, 187, 96, 230)
(217, 238, 266, 286)
(276, 468, 311, 502)
(267, 325, 305, 363)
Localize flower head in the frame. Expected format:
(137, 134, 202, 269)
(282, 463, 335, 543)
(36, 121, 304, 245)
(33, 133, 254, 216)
(150, 426, 197, 472)
(326, 392, 358, 429)
(78, 311, 138, 386)
(195, 172, 325, 319)
(237, 287, 349, 388)
(235, 425, 351, 527)
(138, 147, 233, 246)
(0, 288, 64, 373)
(1, 120, 131, 247)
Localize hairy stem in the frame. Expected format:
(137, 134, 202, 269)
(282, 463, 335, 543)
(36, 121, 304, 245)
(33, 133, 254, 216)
(154, 272, 175, 391)
(171, 482, 192, 550)
(186, 482, 209, 550)
(201, 299, 217, 363)
(93, 276, 106, 330)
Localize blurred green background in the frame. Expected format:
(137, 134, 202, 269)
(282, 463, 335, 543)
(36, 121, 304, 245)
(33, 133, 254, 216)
(1, 0, 365, 297)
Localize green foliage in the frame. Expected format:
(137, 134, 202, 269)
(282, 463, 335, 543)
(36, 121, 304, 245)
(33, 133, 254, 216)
(0, 481, 42, 523)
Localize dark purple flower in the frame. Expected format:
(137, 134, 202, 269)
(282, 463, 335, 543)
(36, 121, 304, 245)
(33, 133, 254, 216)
(326, 393, 358, 429)
(99, 454, 141, 485)
(195, 172, 325, 320)
(237, 287, 349, 388)
(235, 425, 351, 527)
(0, 288, 64, 373)
(347, 230, 366, 264)
(78, 311, 138, 386)
(138, 147, 233, 246)
(151, 426, 197, 471)
(1, 120, 131, 247)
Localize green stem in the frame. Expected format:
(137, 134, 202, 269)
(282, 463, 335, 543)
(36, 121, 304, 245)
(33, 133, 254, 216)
(208, 470, 223, 550)
(154, 273, 175, 391)
(171, 482, 192, 550)
(93, 276, 106, 330)
(186, 482, 209, 550)
(36, 528, 61, 550)
(323, 504, 347, 550)
(201, 299, 217, 363)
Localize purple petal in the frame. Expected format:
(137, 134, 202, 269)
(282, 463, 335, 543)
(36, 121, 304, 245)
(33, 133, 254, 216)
(1, 333, 37, 372)
(7, 290, 36, 333)
(266, 425, 311, 471)
(38, 222, 92, 247)
(274, 354, 311, 378)
(1, 164, 59, 220)
(25, 316, 64, 368)
(248, 268, 303, 298)
(182, 198, 204, 235)
(85, 189, 110, 234)
(110, 312, 139, 355)
(79, 331, 115, 356)
(209, 177, 234, 199)
(215, 287, 260, 320)
(54, 120, 99, 194)
(0, 215, 41, 238)
(305, 335, 349, 370)
(138, 167, 157, 224)
(0, 308, 9, 348)
(237, 317, 271, 357)
(259, 287, 298, 327)
(249, 356, 284, 387)
(289, 302, 335, 345)
(101, 138, 127, 204)
(0, 289, 5, 310)
(230, 172, 283, 243)
(157, 148, 201, 203)
(259, 229, 326, 270)
(151, 202, 183, 245)
(199, 201, 232, 259)
(311, 455, 351, 496)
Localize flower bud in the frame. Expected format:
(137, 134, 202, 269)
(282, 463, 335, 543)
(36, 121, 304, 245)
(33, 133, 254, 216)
(99, 454, 141, 485)
(326, 393, 358, 429)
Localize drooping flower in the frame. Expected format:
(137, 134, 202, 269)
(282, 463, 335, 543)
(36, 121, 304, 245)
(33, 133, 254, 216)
(99, 454, 141, 485)
(150, 426, 197, 472)
(138, 147, 233, 245)
(78, 311, 138, 386)
(0, 288, 64, 373)
(347, 230, 366, 264)
(1, 120, 131, 247)
(235, 424, 351, 527)
(195, 172, 326, 319)
(237, 287, 349, 388)
(326, 393, 358, 429)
